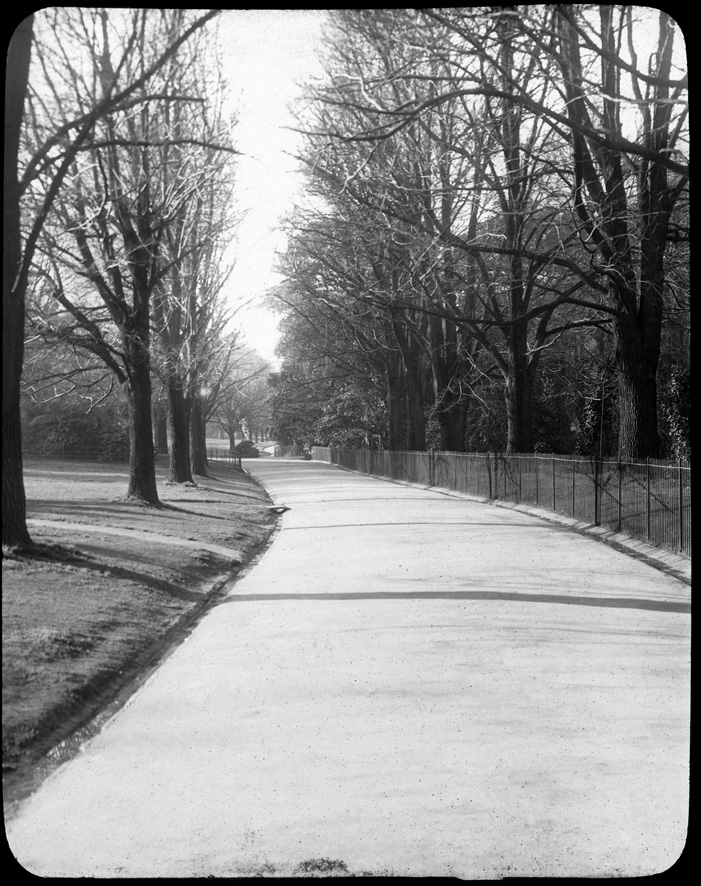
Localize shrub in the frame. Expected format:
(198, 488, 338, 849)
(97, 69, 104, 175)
(234, 439, 259, 458)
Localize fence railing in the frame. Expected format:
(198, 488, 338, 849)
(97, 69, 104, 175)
(207, 448, 243, 470)
(312, 448, 691, 559)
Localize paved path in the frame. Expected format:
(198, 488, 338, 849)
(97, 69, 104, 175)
(6, 460, 690, 877)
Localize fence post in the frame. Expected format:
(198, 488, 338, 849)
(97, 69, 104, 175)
(617, 461, 622, 532)
(552, 455, 556, 511)
(646, 458, 651, 542)
(488, 453, 493, 499)
(678, 459, 684, 553)
(593, 457, 599, 526)
(572, 458, 576, 517)
(517, 454, 522, 503)
(535, 455, 539, 505)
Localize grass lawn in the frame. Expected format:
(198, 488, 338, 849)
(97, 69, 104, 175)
(2, 456, 276, 804)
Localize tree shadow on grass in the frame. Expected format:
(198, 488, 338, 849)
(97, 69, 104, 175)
(76, 559, 208, 602)
(160, 502, 229, 520)
(2, 540, 91, 564)
(4, 541, 208, 603)
(27, 499, 171, 520)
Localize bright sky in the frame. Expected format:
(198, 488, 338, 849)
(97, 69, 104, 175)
(217, 9, 328, 365)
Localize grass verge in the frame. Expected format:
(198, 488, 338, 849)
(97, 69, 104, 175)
(2, 456, 276, 805)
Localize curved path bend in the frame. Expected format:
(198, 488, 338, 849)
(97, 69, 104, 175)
(6, 459, 690, 878)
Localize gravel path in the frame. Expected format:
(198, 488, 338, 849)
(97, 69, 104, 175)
(7, 459, 690, 877)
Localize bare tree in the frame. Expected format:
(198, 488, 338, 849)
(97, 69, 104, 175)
(211, 346, 271, 448)
(25, 9, 229, 505)
(551, 6, 688, 457)
(290, 9, 605, 452)
(3, 14, 35, 547)
(151, 29, 239, 484)
(3, 9, 221, 546)
(277, 206, 432, 451)
(323, 7, 688, 458)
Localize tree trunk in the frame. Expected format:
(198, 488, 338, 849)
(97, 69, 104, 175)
(125, 342, 160, 505)
(386, 355, 407, 451)
(166, 379, 194, 483)
(428, 315, 469, 452)
(190, 395, 208, 476)
(152, 400, 169, 454)
(393, 324, 426, 450)
(2, 401, 31, 549)
(404, 356, 426, 451)
(504, 375, 533, 454)
(615, 317, 661, 460)
(436, 395, 469, 452)
(503, 320, 534, 454)
(2, 16, 34, 548)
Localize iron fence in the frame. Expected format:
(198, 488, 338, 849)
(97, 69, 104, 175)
(207, 448, 243, 470)
(312, 448, 691, 558)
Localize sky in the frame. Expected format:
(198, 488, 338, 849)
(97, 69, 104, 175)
(216, 9, 329, 365)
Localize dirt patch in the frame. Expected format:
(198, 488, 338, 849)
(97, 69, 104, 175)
(230, 858, 395, 878)
(2, 456, 276, 803)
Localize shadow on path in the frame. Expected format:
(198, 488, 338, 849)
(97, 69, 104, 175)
(283, 521, 560, 531)
(221, 589, 689, 614)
